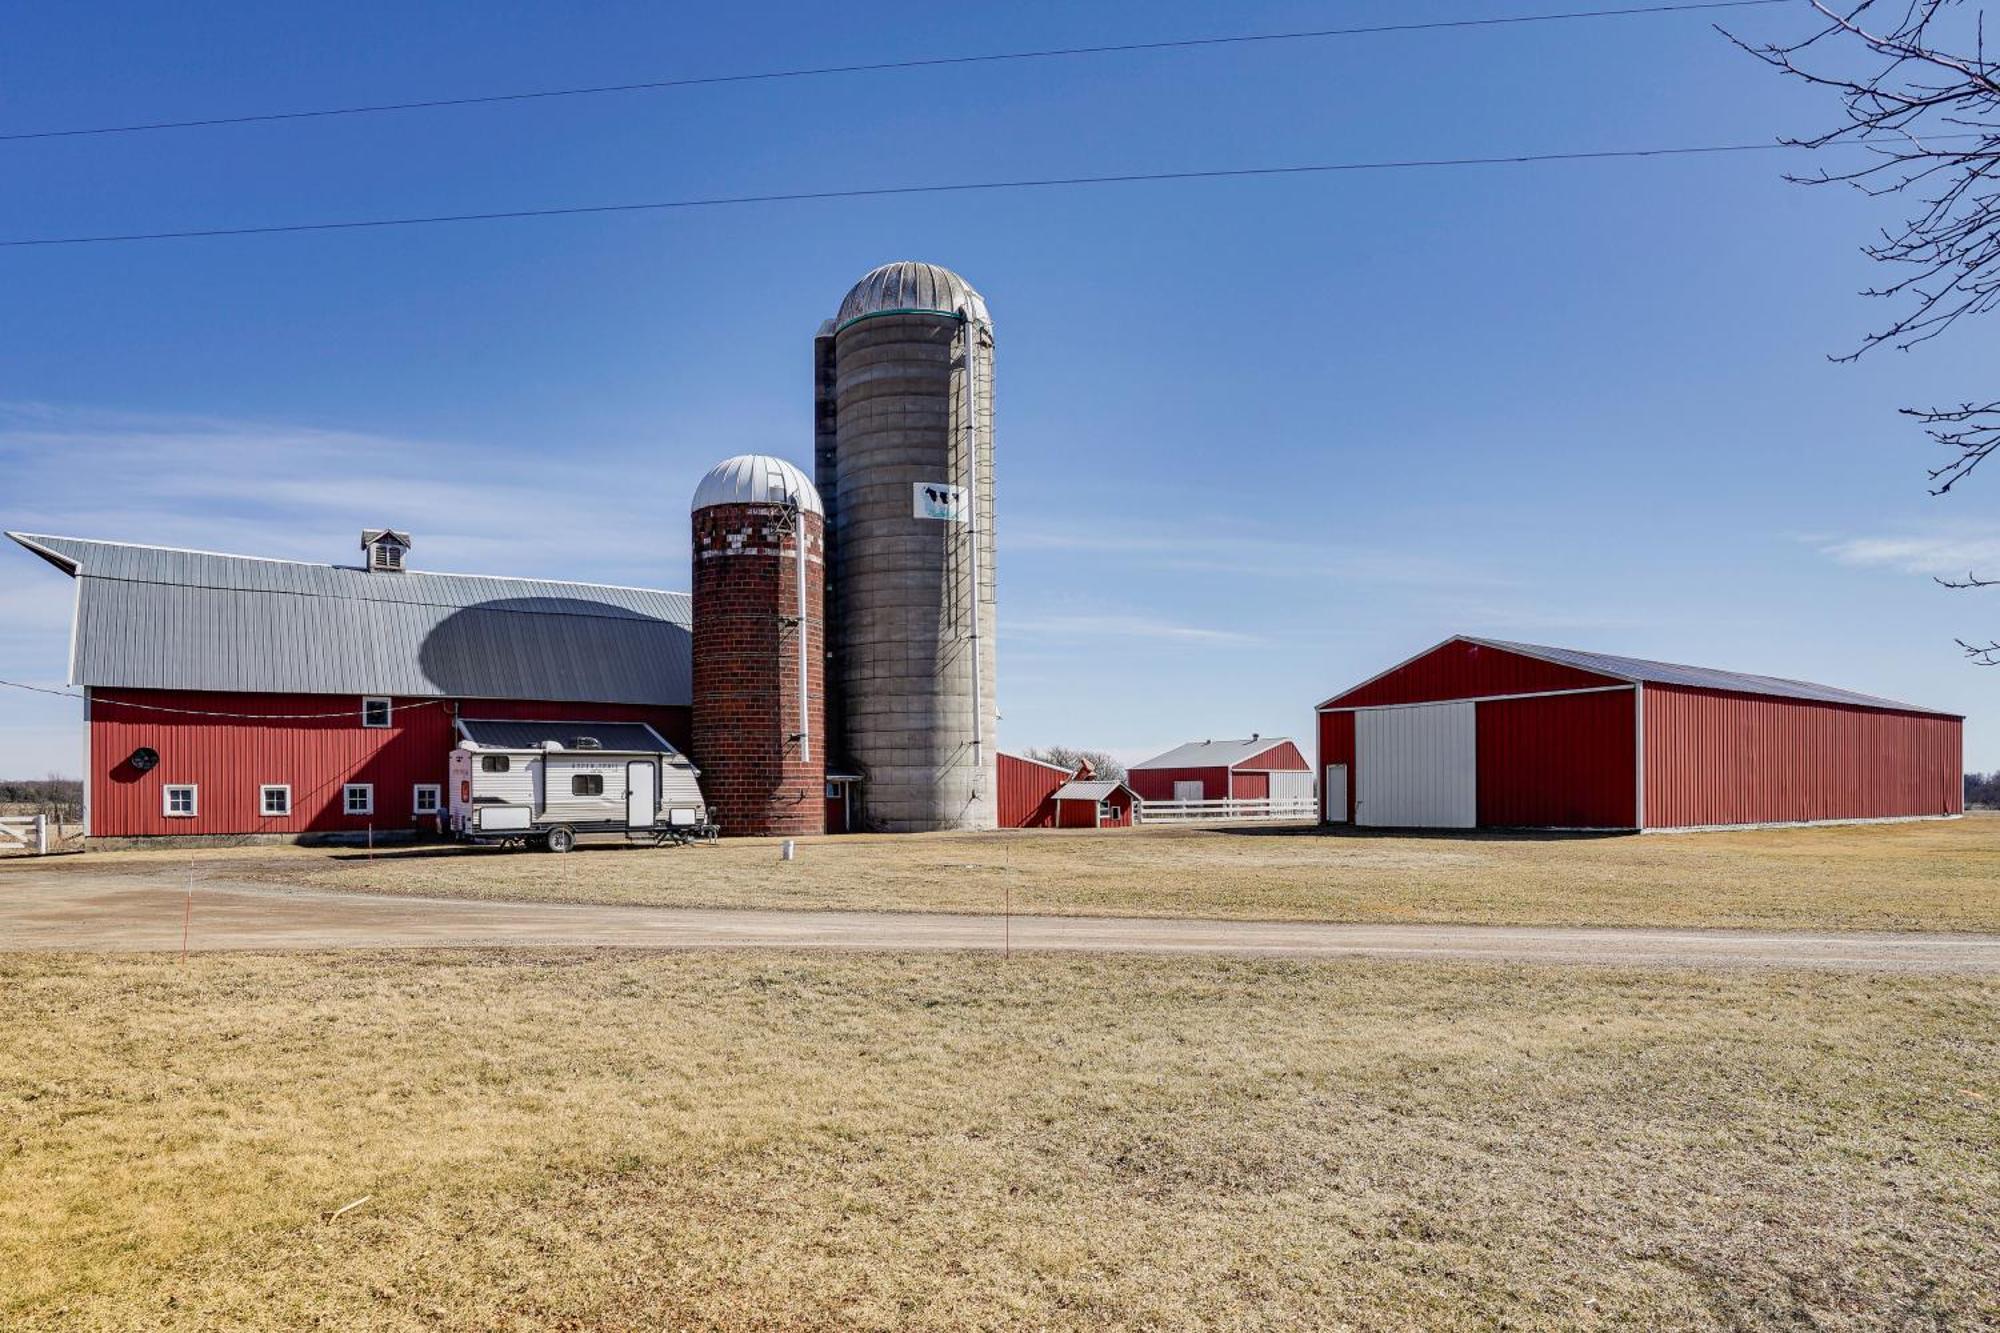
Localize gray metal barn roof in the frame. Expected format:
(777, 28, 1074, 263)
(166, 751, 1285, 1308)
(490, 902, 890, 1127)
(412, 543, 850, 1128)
(1131, 737, 1299, 770)
(1468, 638, 1955, 716)
(8, 533, 692, 706)
(457, 719, 680, 754)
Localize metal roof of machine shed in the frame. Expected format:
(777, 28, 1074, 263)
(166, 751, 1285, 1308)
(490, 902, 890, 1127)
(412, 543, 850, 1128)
(1467, 638, 1956, 716)
(1131, 737, 1301, 770)
(8, 532, 692, 706)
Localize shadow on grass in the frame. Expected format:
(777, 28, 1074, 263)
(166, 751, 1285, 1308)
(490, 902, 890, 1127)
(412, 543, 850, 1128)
(1208, 822, 1635, 843)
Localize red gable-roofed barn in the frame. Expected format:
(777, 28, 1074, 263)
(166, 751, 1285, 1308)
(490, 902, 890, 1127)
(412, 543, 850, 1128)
(1316, 637, 1962, 831)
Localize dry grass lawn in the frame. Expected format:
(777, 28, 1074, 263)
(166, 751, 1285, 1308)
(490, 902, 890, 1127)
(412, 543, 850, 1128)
(24, 812, 2000, 932)
(2, 950, 1994, 1331)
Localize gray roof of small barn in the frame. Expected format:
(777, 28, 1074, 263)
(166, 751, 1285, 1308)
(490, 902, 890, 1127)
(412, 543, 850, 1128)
(8, 533, 692, 706)
(457, 718, 679, 754)
(1468, 638, 1956, 716)
(1053, 780, 1126, 802)
(1131, 737, 1298, 771)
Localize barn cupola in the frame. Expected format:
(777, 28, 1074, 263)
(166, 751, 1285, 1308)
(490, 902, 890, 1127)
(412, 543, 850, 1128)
(361, 528, 411, 572)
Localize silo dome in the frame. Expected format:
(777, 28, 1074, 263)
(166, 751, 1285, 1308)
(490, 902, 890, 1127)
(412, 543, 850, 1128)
(835, 261, 989, 332)
(691, 454, 823, 515)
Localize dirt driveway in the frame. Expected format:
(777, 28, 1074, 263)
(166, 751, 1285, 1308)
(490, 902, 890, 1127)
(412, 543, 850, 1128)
(5, 869, 1999, 971)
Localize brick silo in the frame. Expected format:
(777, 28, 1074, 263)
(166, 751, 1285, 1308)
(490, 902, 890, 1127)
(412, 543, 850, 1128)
(690, 455, 826, 837)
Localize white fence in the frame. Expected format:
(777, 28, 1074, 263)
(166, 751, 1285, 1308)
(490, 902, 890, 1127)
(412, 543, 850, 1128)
(0, 814, 51, 854)
(1136, 797, 1317, 824)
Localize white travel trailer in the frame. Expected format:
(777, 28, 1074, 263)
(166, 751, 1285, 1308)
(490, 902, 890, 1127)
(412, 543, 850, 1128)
(447, 718, 708, 852)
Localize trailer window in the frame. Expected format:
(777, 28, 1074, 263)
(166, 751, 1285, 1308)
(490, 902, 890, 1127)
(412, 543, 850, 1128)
(361, 697, 392, 728)
(571, 774, 605, 797)
(481, 755, 510, 773)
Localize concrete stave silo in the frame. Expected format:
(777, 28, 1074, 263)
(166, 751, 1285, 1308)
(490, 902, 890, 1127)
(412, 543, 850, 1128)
(817, 261, 997, 831)
(689, 454, 826, 837)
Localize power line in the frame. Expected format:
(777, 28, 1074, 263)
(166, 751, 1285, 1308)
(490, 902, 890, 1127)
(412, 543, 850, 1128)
(0, 678, 449, 719)
(1, 0, 1785, 144)
(0, 141, 1799, 249)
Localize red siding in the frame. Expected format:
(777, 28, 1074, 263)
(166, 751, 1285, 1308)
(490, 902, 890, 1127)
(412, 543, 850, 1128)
(87, 689, 691, 838)
(1643, 686, 1963, 828)
(1321, 639, 1619, 709)
(1317, 710, 1355, 823)
(1235, 740, 1310, 772)
(997, 752, 1072, 828)
(1477, 690, 1637, 829)
(1127, 767, 1229, 802)
(1231, 770, 1270, 800)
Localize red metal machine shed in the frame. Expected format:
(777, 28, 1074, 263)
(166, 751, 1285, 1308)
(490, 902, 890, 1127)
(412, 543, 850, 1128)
(1315, 637, 1962, 831)
(1127, 737, 1311, 804)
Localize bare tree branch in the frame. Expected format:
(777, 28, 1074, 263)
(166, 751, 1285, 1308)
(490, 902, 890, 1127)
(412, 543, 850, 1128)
(1739, 1, 1998, 660)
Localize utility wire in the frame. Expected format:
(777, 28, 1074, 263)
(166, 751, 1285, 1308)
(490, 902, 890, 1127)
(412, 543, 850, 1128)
(0, 678, 449, 719)
(1, 0, 1785, 143)
(0, 141, 1808, 248)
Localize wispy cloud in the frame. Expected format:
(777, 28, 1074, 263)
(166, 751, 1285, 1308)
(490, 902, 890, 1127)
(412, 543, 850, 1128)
(1005, 613, 1262, 646)
(0, 401, 687, 585)
(1819, 525, 2000, 577)
(1004, 522, 1512, 588)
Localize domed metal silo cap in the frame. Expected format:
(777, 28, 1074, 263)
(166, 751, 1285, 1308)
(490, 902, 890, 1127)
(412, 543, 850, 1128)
(835, 261, 990, 332)
(691, 454, 824, 515)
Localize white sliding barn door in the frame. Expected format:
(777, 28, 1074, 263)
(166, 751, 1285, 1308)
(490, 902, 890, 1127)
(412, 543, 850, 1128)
(1355, 702, 1476, 828)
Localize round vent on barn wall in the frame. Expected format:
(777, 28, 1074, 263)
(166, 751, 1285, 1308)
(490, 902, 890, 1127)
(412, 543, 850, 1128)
(128, 747, 159, 773)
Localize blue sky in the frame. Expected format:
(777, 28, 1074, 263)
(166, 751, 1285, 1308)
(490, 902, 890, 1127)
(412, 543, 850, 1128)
(3, 0, 1995, 774)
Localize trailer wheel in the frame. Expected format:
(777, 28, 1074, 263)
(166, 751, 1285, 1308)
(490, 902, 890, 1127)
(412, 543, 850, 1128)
(544, 826, 575, 854)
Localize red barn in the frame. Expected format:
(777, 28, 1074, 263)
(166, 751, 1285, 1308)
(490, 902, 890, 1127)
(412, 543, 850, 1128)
(1315, 636, 1963, 831)
(1128, 737, 1313, 806)
(997, 751, 1079, 828)
(10, 531, 692, 842)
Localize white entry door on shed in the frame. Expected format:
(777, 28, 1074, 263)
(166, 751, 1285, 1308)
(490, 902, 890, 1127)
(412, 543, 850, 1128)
(1355, 702, 1476, 828)
(1322, 764, 1349, 824)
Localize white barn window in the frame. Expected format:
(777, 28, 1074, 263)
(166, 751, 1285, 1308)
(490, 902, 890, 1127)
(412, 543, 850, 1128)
(260, 785, 291, 817)
(1098, 801, 1119, 823)
(343, 784, 374, 816)
(163, 785, 197, 817)
(412, 784, 441, 814)
(361, 697, 392, 728)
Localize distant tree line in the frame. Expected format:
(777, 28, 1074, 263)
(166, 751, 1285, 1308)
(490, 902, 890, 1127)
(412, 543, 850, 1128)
(1027, 746, 1127, 784)
(0, 777, 83, 818)
(1967, 773, 2000, 809)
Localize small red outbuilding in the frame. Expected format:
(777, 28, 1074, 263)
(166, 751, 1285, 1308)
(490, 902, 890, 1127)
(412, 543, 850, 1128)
(1316, 636, 1963, 831)
(1050, 779, 1137, 829)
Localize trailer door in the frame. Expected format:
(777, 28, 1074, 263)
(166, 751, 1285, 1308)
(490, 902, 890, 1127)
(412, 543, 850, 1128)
(626, 761, 657, 829)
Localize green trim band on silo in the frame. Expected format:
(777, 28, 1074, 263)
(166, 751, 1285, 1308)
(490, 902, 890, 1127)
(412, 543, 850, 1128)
(833, 306, 971, 334)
